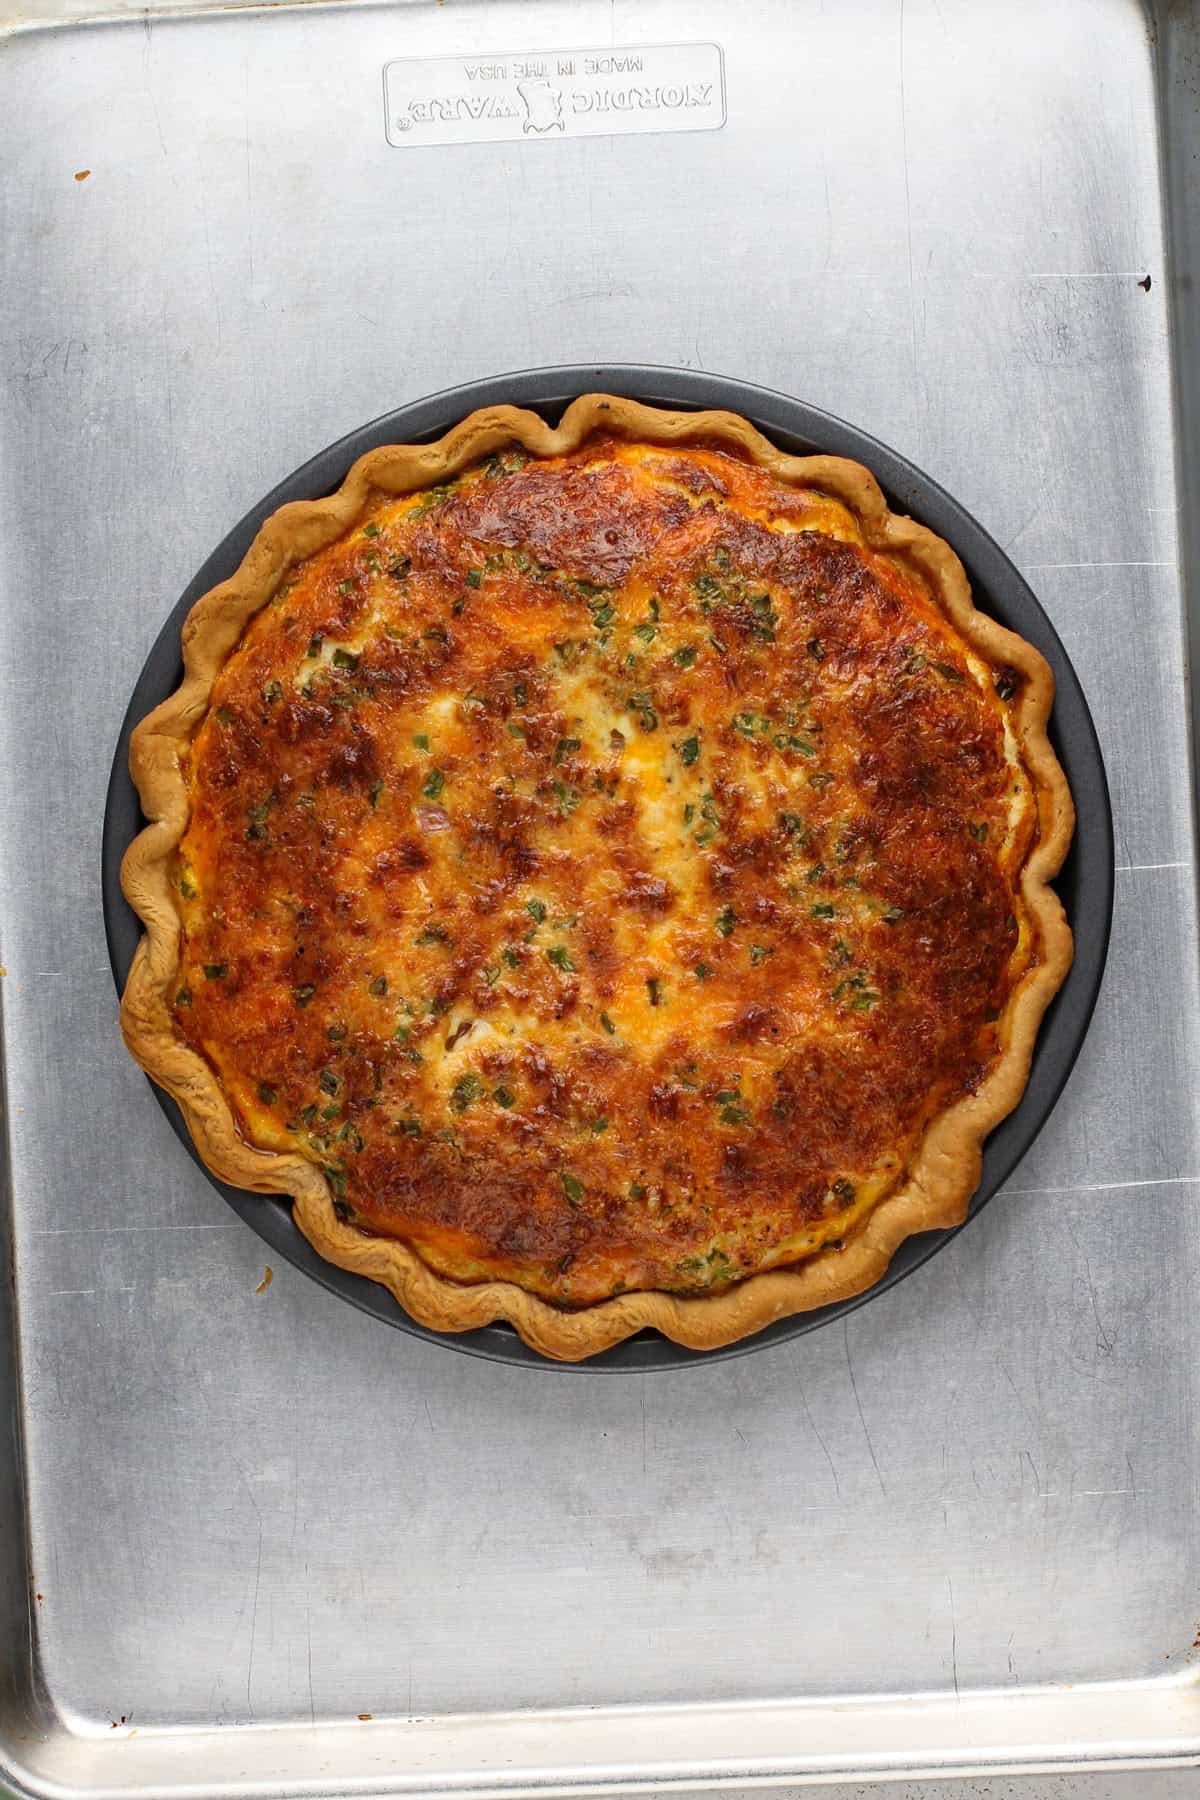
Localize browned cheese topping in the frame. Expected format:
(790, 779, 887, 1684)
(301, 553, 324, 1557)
(174, 440, 1037, 1303)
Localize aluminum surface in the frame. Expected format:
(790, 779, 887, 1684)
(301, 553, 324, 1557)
(1, 0, 1198, 1795)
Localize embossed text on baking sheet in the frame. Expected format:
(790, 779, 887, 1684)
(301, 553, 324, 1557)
(383, 44, 726, 149)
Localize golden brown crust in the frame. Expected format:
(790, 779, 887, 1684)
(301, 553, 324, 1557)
(121, 396, 1074, 1360)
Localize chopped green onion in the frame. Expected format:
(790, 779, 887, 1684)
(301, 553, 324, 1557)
(450, 1073, 481, 1112)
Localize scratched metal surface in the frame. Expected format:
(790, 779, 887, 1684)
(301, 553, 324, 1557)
(1, 0, 1199, 1794)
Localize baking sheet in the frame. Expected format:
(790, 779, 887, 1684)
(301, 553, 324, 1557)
(2, 0, 1199, 1792)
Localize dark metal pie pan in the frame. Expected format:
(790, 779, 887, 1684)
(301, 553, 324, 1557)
(102, 365, 1113, 1371)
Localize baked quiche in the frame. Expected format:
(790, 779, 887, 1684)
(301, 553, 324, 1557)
(121, 396, 1074, 1360)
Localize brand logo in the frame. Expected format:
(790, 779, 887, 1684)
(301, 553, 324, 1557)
(384, 44, 725, 149)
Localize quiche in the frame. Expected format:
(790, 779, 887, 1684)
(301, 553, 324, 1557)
(121, 395, 1074, 1360)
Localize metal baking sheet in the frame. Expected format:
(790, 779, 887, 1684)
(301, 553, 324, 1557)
(1, 0, 1198, 1793)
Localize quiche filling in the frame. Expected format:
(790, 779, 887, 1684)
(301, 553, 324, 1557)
(172, 440, 1040, 1306)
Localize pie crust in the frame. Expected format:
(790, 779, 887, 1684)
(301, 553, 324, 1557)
(121, 396, 1074, 1360)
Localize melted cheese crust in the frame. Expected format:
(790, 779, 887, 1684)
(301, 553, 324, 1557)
(175, 442, 1038, 1303)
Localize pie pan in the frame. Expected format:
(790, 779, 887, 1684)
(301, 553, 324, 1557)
(101, 364, 1114, 1371)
